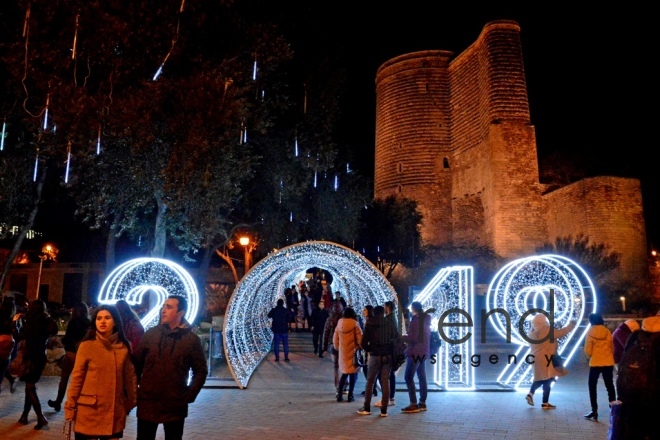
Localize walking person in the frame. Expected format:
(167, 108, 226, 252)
(311, 300, 329, 357)
(0, 296, 21, 394)
(524, 314, 577, 409)
(47, 301, 91, 412)
(114, 299, 145, 351)
(134, 295, 207, 440)
(384, 300, 398, 406)
(582, 312, 616, 421)
(267, 298, 290, 362)
(357, 305, 398, 417)
(359, 305, 378, 398)
(401, 301, 431, 413)
(332, 307, 362, 403)
(64, 304, 137, 439)
(612, 318, 640, 366)
(323, 300, 345, 390)
(17, 299, 59, 429)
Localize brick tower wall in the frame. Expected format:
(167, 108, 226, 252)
(448, 21, 546, 256)
(375, 51, 454, 245)
(544, 177, 649, 281)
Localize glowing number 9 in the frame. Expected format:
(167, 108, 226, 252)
(97, 258, 199, 330)
(485, 254, 595, 389)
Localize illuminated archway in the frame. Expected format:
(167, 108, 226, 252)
(97, 257, 200, 330)
(223, 241, 398, 389)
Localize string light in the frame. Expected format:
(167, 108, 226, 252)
(1, 119, 6, 151)
(294, 137, 298, 157)
(71, 14, 79, 60)
(252, 54, 257, 80)
(96, 124, 101, 155)
(64, 142, 72, 183)
(43, 94, 49, 130)
(97, 257, 199, 330)
(224, 241, 398, 388)
(33, 152, 38, 181)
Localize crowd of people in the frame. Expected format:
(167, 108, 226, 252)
(0, 294, 207, 439)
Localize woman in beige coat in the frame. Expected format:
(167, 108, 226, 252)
(64, 305, 137, 439)
(333, 307, 362, 402)
(525, 313, 577, 409)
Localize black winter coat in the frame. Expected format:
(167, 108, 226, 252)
(268, 305, 289, 334)
(361, 315, 398, 356)
(134, 321, 207, 423)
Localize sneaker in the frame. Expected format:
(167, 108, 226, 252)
(380, 412, 388, 417)
(401, 404, 421, 413)
(419, 403, 427, 411)
(526, 393, 534, 406)
(357, 407, 371, 415)
(541, 403, 556, 410)
(389, 398, 396, 406)
(375, 400, 384, 407)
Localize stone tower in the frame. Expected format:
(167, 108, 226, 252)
(374, 20, 648, 283)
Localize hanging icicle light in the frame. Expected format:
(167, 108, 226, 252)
(261, 90, 265, 101)
(294, 137, 299, 157)
(279, 180, 283, 204)
(96, 124, 101, 155)
(43, 95, 49, 130)
(347, 163, 351, 173)
(334, 175, 338, 191)
(64, 142, 72, 183)
(290, 212, 293, 222)
(313, 170, 317, 188)
(303, 83, 307, 114)
(252, 54, 257, 81)
(33, 153, 39, 182)
(71, 14, 79, 60)
(1, 119, 6, 151)
(243, 128, 247, 143)
(23, 5, 30, 38)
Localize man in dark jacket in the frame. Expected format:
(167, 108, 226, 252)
(357, 305, 398, 417)
(134, 295, 207, 440)
(267, 298, 290, 362)
(311, 300, 329, 357)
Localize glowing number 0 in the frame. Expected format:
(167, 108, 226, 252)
(97, 258, 199, 330)
(412, 254, 595, 390)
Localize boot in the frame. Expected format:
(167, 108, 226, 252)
(34, 415, 48, 430)
(18, 412, 29, 425)
(584, 410, 598, 421)
(47, 399, 61, 412)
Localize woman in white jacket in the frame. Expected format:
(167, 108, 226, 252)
(525, 314, 576, 409)
(64, 305, 137, 439)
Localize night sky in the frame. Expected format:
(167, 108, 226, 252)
(24, 3, 659, 258)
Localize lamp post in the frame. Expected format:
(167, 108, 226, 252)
(35, 243, 58, 300)
(620, 296, 626, 313)
(239, 236, 251, 272)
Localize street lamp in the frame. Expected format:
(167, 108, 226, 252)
(239, 236, 251, 272)
(35, 243, 58, 300)
(620, 296, 626, 313)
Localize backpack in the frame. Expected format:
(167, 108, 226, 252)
(430, 330, 442, 354)
(616, 330, 659, 403)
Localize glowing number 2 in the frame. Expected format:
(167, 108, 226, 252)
(97, 258, 199, 330)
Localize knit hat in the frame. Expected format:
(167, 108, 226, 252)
(624, 319, 640, 332)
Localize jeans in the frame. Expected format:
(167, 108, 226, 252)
(404, 356, 427, 405)
(137, 418, 185, 440)
(364, 354, 391, 411)
(273, 333, 289, 360)
(529, 378, 554, 403)
(588, 366, 616, 411)
(337, 372, 358, 398)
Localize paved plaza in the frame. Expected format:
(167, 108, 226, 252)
(0, 343, 612, 440)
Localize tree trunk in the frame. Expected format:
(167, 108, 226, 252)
(215, 247, 239, 283)
(0, 166, 47, 292)
(151, 192, 167, 258)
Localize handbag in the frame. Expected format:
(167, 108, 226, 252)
(551, 353, 564, 368)
(0, 334, 15, 360)
(353, 327, 366, 367)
